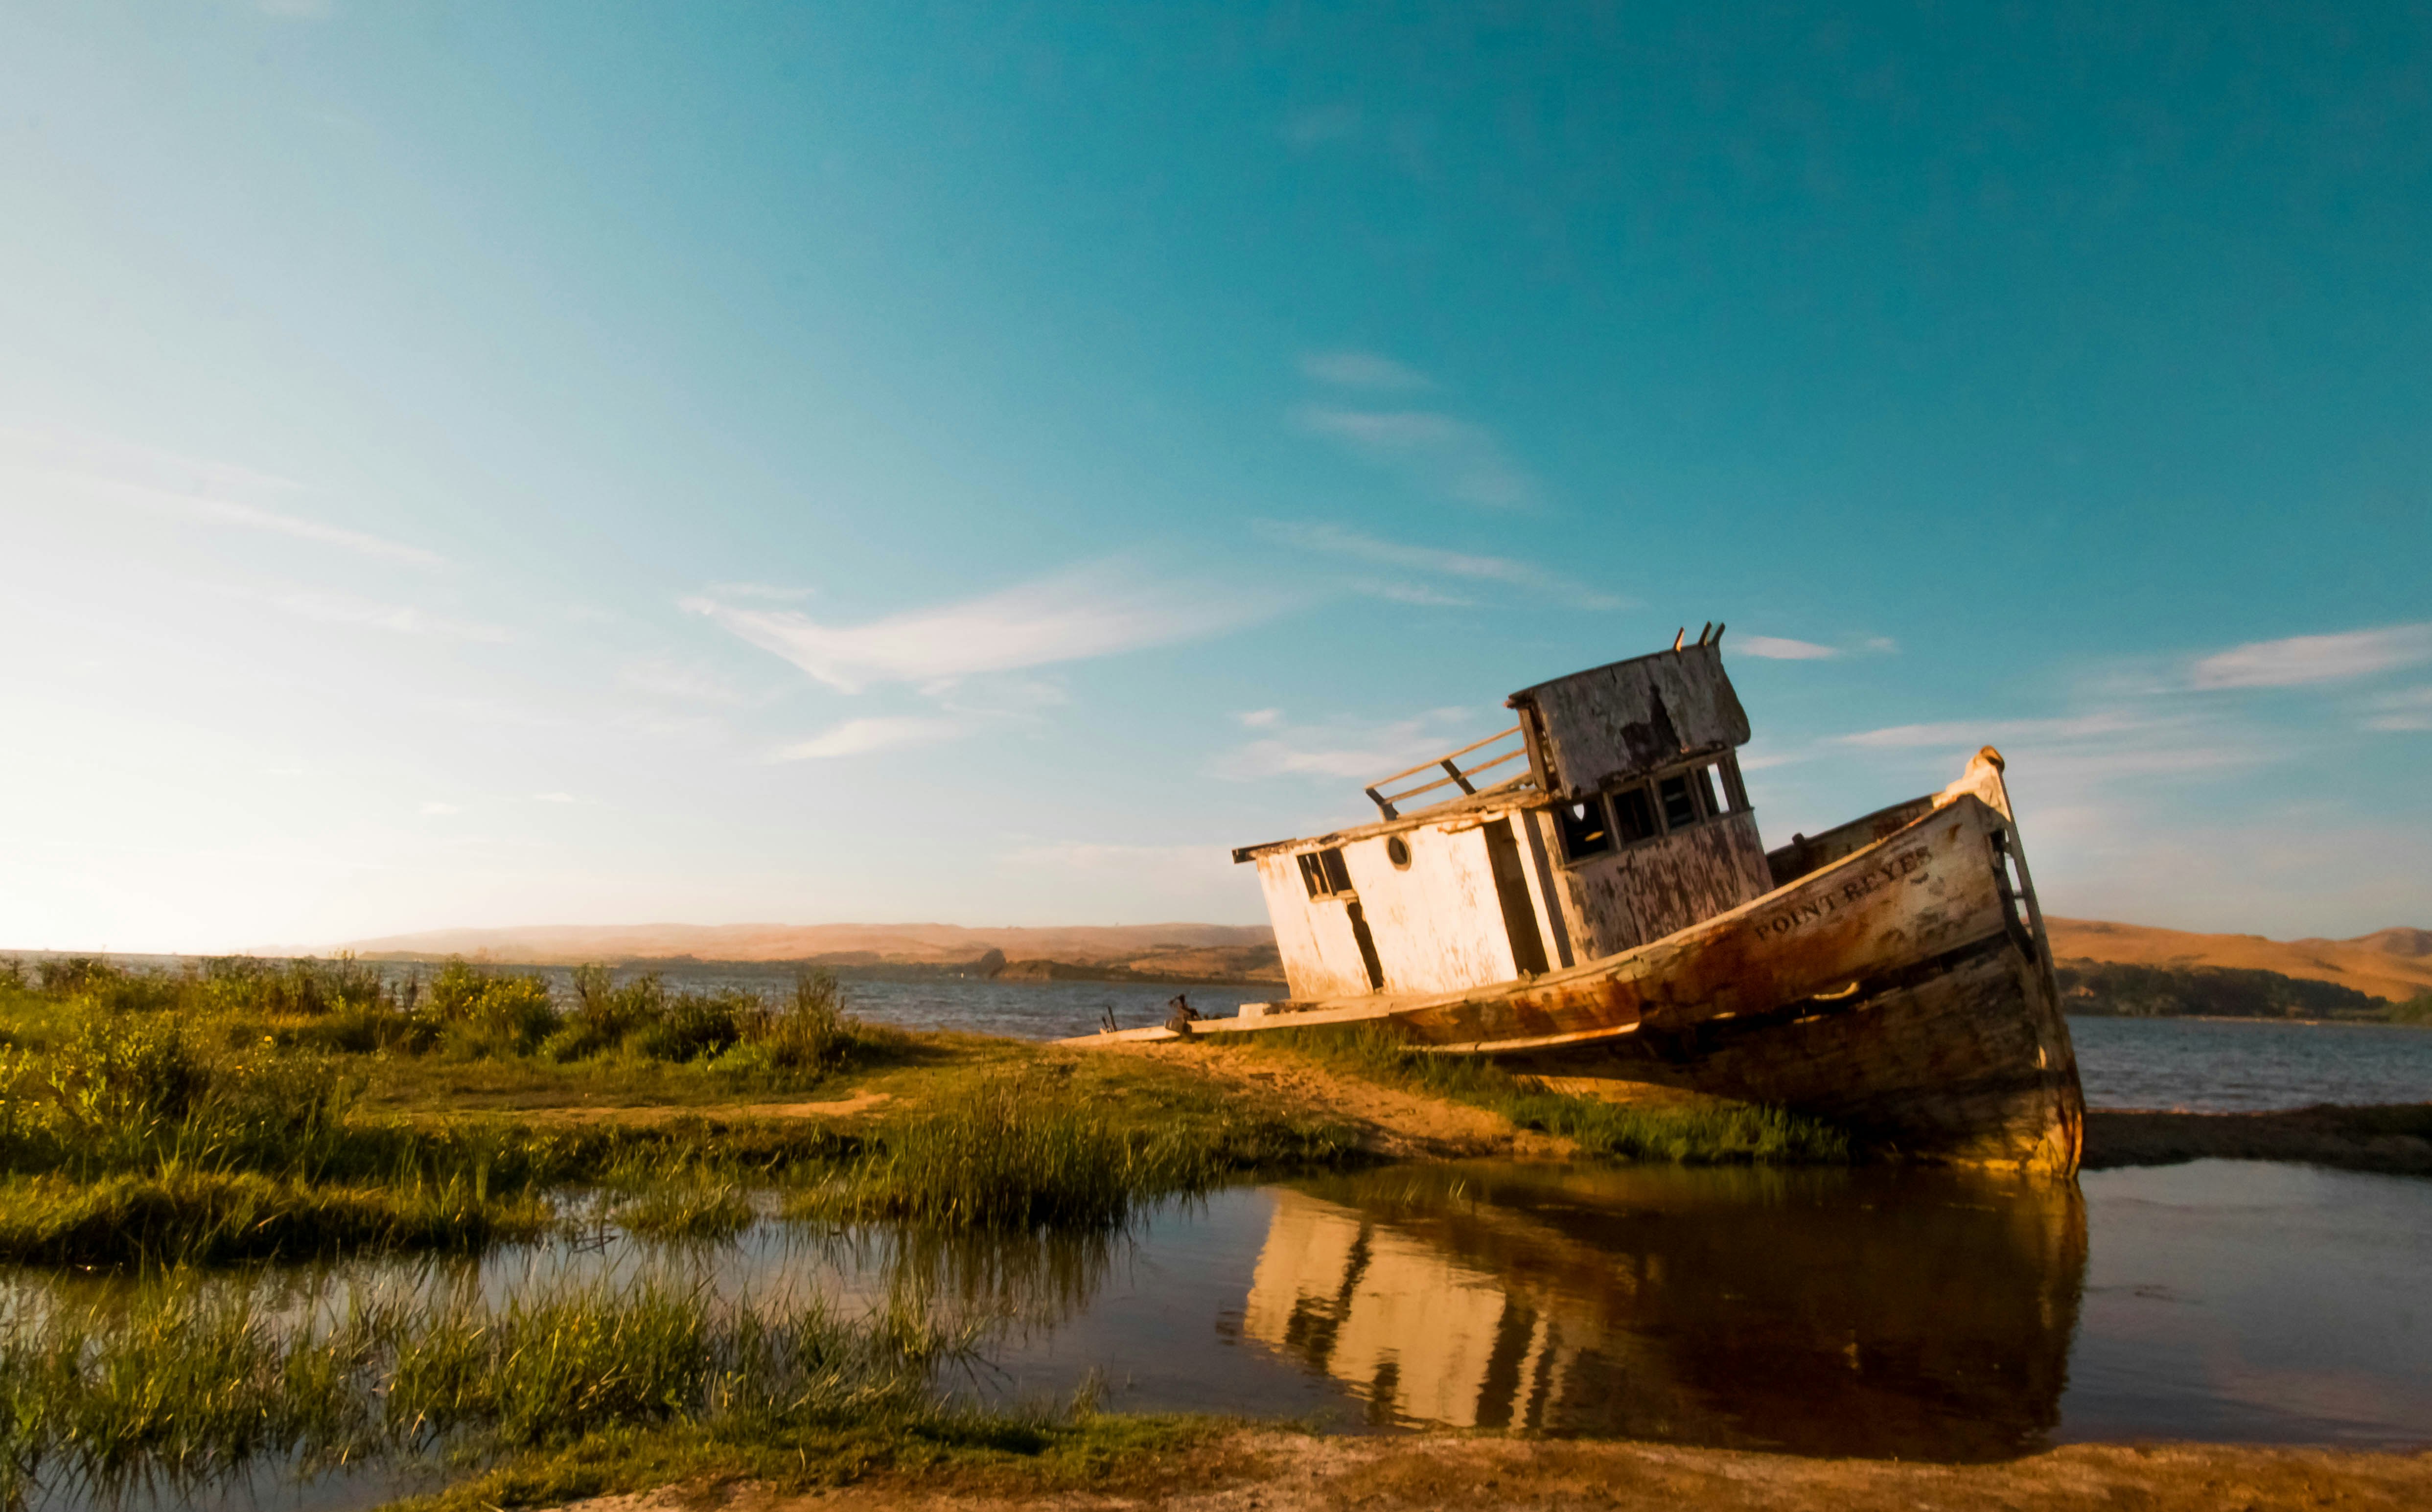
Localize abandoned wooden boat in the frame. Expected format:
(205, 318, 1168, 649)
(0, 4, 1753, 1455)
(1060, 629, 2085, 1174)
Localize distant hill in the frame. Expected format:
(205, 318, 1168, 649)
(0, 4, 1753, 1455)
(2047, 918, 2432, 1004)
(340, 920, 1285, 984)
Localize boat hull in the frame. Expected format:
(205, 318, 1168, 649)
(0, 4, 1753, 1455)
(1066, 789, 2085, 1174)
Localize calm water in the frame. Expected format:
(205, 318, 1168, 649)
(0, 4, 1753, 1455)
(13, 1157, 2430, 1512)
(2066, 1015, 2432, 1112)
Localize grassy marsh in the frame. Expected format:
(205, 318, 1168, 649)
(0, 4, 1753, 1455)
(0, 956, 1355, 1266)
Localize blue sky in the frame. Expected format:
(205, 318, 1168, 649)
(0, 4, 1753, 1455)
(3, 1, 2428, 952)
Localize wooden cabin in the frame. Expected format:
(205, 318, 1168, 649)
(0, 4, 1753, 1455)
(1233, 633, 1773, 1002)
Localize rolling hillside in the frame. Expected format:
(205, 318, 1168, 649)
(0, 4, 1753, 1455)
(2047, 918, 2432, 1003)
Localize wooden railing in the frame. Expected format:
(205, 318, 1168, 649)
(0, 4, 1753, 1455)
(1363, 725, 1530, 820)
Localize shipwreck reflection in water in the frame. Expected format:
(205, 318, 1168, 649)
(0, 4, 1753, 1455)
(1240, 1162, 2085, 1460)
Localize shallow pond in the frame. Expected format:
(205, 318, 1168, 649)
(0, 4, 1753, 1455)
(11, 1155, 2428, 1512)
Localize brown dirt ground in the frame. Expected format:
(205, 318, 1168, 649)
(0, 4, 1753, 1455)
(556, 1432, 2432, 1511)
(500, 1092, 897, 1126)
(1107, 1042, 1574, 1160)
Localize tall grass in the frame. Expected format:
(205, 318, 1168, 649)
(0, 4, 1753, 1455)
(1244, 1024, 1852, 1165)
(787, 1073, 1228, 1231)
(0, 1275, 966, 1510)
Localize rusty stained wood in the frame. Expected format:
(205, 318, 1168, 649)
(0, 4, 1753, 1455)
(1507, 641, 1752, 801)
(1547, 810, 1774, 961)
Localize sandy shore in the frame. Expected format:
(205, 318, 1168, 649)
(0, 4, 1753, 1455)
(562, 1431, 2432, 1511)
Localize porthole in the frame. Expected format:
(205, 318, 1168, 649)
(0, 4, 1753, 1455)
(1386, 836, 1413, 869)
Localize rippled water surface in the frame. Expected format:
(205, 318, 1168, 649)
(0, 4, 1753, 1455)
(2066, 1015, 2432, 1111)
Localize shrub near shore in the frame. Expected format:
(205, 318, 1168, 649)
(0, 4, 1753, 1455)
(0, 956, 1360, 1266)
(0, 955, 901, 1266)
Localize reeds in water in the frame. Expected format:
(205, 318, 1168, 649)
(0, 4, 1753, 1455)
(0, 1274, 965, 1509)
(786, 1073, 1221, 1231)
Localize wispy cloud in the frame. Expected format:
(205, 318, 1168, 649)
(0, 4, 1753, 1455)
(1, 424, 444, 565)
(705, 581, 816, 602)
(178, 497, 442, 565)
(419, 801, 460, 816)
(1735, 633, 1899, 661)
(619, 655, 757, 706)
(1353, 580, 1478, 607)
(1297, 408, 1536, 509)
(1216, 708, 1484, 783)
(688, 562, 1264, 694)
(1257, 521, 1622, 611)
(2189, 621, 2432, 689)
(531, 792, 580, 803)
(1237, 708, 1283, 729)
(264, 590, 509, 641)
(2366, 686, 2432, 733)
(1299, 350, 1432, 391)
(1831, 711, 2152, 750)
(774, 716, 964, 761)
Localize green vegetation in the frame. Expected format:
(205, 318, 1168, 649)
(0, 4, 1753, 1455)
(0, 955, 1361, 1265)
(0, 955, 902, 1265)
(2392, 992, 2432, 1026)
(0, 1272, 1022, 1509)
(784, 1069, 1304, 1231)
(1234, 1024, 1853, 1165)
(2054, 959, 2408, 1022)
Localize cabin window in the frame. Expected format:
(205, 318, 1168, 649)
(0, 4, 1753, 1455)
(1555, 796, 1613, 861)
(1719, 755, 1751, 814)
(1658, 773, 1699, 831)
(1297, 847, 1355, 899)
(1689, 764, 1724, 818)
(1386, 836, 1413, 869)
(1611, 784, 1659, 844)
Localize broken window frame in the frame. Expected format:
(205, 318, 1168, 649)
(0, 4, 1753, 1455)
(1298, 847, 1357, 900)
(1553, 794, 1615, 863)
(1609, 782, 1660, 845)
(1552, 756, 1752, 867)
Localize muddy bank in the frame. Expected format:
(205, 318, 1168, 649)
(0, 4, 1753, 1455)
(2085, 1103, 2432, 1175)
(564, 1431, 2432, 1512)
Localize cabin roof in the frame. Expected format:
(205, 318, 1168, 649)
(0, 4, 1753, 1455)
(1229, 773, 1539, 863)
(1231, 630, 1751, 861)
(1506, 637, 1749, 801)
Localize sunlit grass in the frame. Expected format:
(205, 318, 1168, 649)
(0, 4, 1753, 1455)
(1237, 1023, 1851, 1165)
(787, 1072, 1226, 1231)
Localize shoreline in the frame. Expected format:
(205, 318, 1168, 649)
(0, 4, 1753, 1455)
(531, 1429, 2432, 1512)
(2084, 1103, 2432, 1176)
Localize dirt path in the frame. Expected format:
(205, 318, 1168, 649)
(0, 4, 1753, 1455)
(559, 1432, 2432, 1511)
(509, 1090, 895, 1125)
(1110, 1042, 1571, 1160)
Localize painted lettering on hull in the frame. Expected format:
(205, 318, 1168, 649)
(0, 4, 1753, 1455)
(1750, 846, 1932, 941)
